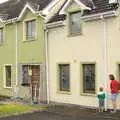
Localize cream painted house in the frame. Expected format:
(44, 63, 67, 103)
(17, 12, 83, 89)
(46, 0, 120, 109)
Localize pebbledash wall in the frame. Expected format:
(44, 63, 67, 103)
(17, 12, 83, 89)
(47, 2, 120, 108)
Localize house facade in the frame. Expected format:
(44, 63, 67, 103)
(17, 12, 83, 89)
(46, 0, 120, 108)
(0, 0, 52, 103)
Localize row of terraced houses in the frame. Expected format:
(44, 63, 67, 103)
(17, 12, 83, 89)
(0, 0, 120, 109)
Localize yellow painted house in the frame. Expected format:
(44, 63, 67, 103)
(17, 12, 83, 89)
(0, 0, 52, 104)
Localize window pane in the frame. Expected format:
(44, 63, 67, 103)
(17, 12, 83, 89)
(27, 22, 32, 40)
(118, 64, 120, 90)
(0, 28, 3, 43)
(26, 20, 35, 40)
(5, 66, 11, 87)
(22, 65, 30, 86)
(70, 12, 81, 34)
(82, 64, 95, 93)
(22, 65, 40, 86)
(31, 21, 35, 39)
(59, 64, 70, 91)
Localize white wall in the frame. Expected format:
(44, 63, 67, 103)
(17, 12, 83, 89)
(47, 9, 120, 109)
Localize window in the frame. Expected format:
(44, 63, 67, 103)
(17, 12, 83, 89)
(118, 64, 120, 90)
(26, 20, 36, 40)
(22, 65, 31, 86)
(22, 65, 40, 86)
(118, 64, 120, 80)
(69, 12, 82, 35)
(82, 64, 95, 94)
(5, 66, 11, 88)
(58, 64, 70, 91)
(0, 28, 3, 43)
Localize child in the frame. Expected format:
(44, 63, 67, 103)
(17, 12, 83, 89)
(97, 87, 105, 112)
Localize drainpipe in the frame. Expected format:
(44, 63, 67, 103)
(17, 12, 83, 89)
(44, 27, 50, 104)
(101, 15, 108, 111)
(15, 22, 19, 98)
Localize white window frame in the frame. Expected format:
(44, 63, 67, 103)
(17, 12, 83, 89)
(23, 19, 37, 41)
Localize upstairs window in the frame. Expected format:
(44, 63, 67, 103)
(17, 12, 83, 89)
(69, 12, 82, 35)
(26, 20, 36, 40)
(0, 28, 3, 43)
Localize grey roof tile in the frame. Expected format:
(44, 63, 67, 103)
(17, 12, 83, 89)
(0, 0, 52, 20)
(48, 0, 119, 23)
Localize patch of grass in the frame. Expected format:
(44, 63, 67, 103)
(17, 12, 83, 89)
(0, 104, 40, 115)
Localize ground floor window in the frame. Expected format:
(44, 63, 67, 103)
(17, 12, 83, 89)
(82, 64, 95, 94)
(118, 64, 120, 80)
(22, 65, 40, 86)
(4, 65, 12, 88)
(118, 64, 120, 90)
(58, 64, 70, 92)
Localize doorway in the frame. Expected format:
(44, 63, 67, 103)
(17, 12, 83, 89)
(22, 65, 40, 103)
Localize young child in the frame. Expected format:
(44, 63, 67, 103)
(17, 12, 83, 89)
(97, 87, 105, 112)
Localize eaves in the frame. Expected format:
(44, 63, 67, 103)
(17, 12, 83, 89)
(46, 10, 118, 28)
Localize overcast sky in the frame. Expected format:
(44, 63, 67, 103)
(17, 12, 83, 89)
(0, 0, 8, 3)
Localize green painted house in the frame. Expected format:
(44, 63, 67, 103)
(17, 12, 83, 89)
(0, 0, 52, 103)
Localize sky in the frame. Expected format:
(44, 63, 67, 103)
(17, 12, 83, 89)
(0, 0, 9, 4)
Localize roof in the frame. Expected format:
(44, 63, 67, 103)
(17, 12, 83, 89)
(48, 0, 119, 23)
(0, 0, 52, 20)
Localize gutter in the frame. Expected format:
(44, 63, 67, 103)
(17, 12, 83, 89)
(47, 10, 117, 28)
(0, 11, 45, 25)
(81, 11, 117, 21)
(47, 21, 65, 29)
(3, 18, 18, 24)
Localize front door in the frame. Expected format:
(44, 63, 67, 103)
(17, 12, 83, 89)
(31, 65, 40, 103)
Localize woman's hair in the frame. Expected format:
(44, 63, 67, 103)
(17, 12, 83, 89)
(109, 74, 115, 80)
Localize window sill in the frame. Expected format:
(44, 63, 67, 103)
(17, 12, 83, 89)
(67, 33, 83, 37)
(4, 87, 12, 89)
(57, 90, 71, 95)
(80, 93, 96, 97)
(23, 39, 37, 42)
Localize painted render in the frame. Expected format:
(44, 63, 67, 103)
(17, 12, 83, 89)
(0, 22, 16, 96)
(0, 8, 46, 102)
(47, 2, 120, 109)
